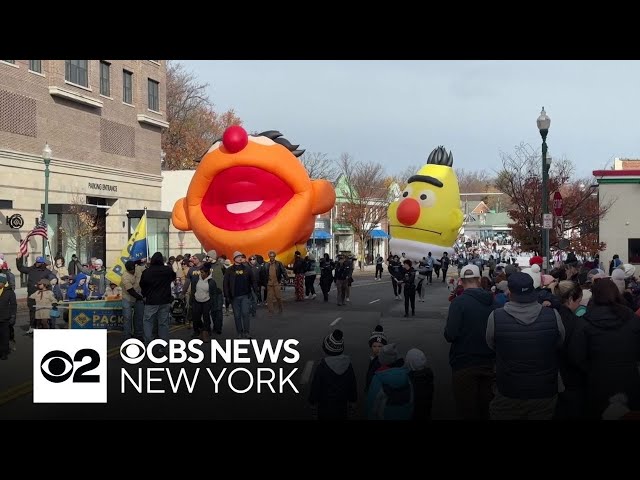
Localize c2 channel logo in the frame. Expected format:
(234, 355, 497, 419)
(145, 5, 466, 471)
(33, 330, 107, 403)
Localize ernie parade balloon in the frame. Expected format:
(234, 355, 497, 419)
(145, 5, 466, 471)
(387, 146, 464, 262)
(172, 126, 336, 265)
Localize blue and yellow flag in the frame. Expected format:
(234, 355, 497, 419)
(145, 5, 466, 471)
(106, 213, 148, 285)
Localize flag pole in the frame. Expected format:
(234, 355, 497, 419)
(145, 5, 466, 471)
(144, 207, 149, 261)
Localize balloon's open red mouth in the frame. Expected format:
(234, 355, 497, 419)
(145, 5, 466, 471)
(201, 166, 294, 231)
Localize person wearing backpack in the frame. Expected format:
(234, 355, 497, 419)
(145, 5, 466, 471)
(367, 344, 413, 420)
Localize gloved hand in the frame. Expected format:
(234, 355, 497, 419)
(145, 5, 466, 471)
(9, 316, 16, 326)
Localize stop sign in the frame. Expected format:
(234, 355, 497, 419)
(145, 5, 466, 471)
(553, 191, 563, 216)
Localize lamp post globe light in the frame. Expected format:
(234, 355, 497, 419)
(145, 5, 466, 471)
(42, 142, 52, 257)
(537, 107, 551, 271)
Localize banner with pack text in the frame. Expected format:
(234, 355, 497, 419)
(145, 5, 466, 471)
(67, 300, 124, 330)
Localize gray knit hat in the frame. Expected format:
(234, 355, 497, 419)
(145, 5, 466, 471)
(323, 329, 344, 356)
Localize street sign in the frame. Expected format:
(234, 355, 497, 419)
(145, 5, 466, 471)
(553, 191, 563, 217)
(555, 216, 564, 238)
(543, 213, 553, 229)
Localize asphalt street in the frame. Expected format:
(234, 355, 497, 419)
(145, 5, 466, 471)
(0, 272, 458, 420)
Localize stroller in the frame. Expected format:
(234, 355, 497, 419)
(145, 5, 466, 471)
(170, 297, 187, 324)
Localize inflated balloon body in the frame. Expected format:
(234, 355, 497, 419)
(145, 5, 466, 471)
(172, 126, 336, 266)
(388, 146, 464, 262)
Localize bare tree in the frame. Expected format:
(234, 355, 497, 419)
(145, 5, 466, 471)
(57, 194, 103, 261)
(389, 164, 420, 190)
(455, 168, 493, 193)
(336, 153, 391, 269)
(162, 61, 242, 170)
(495, 142, 612, 254)
(299, 151, 339, 181)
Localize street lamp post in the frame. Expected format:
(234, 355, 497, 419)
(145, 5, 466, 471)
(537, 107, 551, 271)
(42, 143, 52, 258)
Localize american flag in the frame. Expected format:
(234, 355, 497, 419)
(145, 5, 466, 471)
(19, 218, 48, 257)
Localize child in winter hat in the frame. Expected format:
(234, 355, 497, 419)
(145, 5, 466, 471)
(405, 348, 434, 420)
(368, 325, 387, 351)
(309, 329, 357, 420)
(323, 329, 345, 356)
(365, 325, 388, 392)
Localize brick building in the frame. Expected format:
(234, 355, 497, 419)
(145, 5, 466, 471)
(0, 60, 169, 279)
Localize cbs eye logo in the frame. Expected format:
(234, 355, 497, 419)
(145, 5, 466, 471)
(120, 339, 146, 364)
(40, 349, 100, 383)
(33, 330, 107, 404)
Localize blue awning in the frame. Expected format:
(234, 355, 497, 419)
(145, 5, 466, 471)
(311, 230, 332, 240)
(370, 229, 390, 239)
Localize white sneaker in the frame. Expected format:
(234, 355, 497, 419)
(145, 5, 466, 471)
(346, 298, 350, 302)
(25, 327, 34, 335)
(311, 294, 316, 299)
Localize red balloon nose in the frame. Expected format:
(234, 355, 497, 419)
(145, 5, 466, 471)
(397, 198, 421, 226)
(222, 126, 248, 153)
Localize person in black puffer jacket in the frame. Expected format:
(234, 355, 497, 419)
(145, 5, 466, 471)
(569, 278, 640, 419)
(140, 252, 176, 345)
(319, 254, 335, 302)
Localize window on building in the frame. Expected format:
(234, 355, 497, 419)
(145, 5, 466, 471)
(65, 60, 89, 87)
(3, 60, 15, 64)
(100, 61, 110, 96)
(148, 79, 159, 111)
(123, 70, 133, 104)
(29, 60, 42, 73)
(629, 238, 640, 264)
(130, 217, 169, 260)
(46, 210, 106, 266)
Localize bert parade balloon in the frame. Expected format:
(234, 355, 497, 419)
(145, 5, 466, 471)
(388, 146, 464, 262)
(171, 126, 336, 265)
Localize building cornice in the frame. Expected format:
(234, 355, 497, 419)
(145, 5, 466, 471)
(137, 114, 169, 129)
(49, 86, 104, 109)
(596, 179, 640, 184)
(0, 149, 162, 185)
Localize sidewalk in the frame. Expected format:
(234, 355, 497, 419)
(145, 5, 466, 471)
(14, 287, 28, 301)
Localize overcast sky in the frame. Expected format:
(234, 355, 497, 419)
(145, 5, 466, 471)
(182, 60, 640, 179)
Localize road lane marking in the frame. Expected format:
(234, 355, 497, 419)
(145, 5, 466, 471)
(368, 299, 380, 304)
(300, 360, 314, 385)
(351, 282, 381, 288)
(330, 317, 342, 326)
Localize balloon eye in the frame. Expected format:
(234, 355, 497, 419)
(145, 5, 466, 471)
(402, 192, 408, 198)
(418, 191, 436, 207)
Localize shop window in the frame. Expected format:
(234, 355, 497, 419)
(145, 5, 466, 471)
(629, 238, 640, 264)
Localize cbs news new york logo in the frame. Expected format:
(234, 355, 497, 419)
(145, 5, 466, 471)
(33, 330, 107, 403)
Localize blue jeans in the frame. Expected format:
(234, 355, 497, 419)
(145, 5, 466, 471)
(232, 295, 250, 336)
(143, 304, 170, 345)
(123, 298, 145, 339)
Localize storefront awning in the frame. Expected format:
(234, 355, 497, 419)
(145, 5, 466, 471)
(311, 230, 332, 240)
(370, 229, 389, 239)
